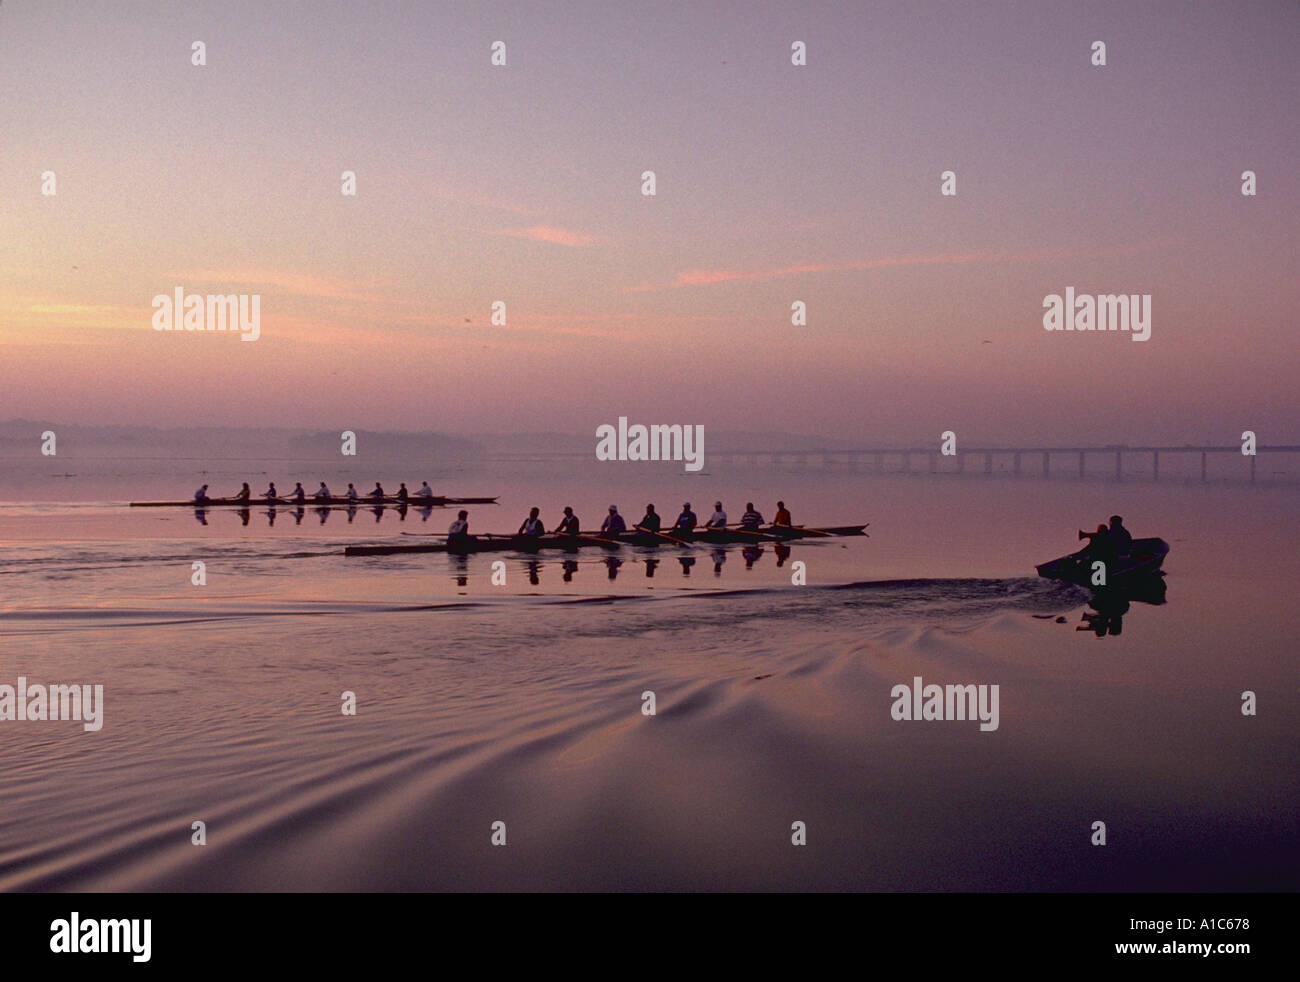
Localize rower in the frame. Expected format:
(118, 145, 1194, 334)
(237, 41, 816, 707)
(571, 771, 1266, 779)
(601, 505, 627, 536)
(313, 482, 331, 500)
(263, 482, 279, 501)
(773, 500, 792, 526)
(233, 483, 251, 503)
(447, 510, 470, 543)
(345, 483, 358, 501)
(674, 502, 698, 532)
(705, 501, 727, 530)
(194, 484, 210, 503)
(368, 483, 385, 501)
(739, 502, 764, 530)
(415, 481, 434, 499)
(518, 507, 545, 538)
(636, 504, 661, 533)
(290, 482, 307, 504)
(396, 482, 409, 503)
(554, 506, 580, 536)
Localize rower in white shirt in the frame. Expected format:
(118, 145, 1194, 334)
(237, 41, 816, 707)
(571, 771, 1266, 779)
(194, 484, 210, 503)
(447, 510, 469, 542)
(414, 482, 434, 499)
(705, 501, 728, 529)
(345, 483, 358, 501)
(312, 482, 332, 500)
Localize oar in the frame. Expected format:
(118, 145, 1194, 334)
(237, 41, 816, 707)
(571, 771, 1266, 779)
(719, 525, 773, 539)
(573, 534, 622, 547)
(789, 524, 833, 537)
(640, 526, 699, 549)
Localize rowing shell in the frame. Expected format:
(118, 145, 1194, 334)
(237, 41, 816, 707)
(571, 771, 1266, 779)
(344, 524, 867, 556)
(130, 496, 499, 508)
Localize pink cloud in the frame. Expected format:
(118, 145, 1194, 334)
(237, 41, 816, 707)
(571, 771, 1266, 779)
(627, 240, 1171, 291)
(484, 225, 606, 247)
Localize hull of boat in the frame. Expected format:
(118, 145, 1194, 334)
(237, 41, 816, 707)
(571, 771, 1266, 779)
(130, 496, 498, 508)
(344, 524, 868, 556)
(1035, 537, 1169, 585)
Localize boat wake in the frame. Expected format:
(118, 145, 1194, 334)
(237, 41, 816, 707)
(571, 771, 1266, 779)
(0, 576, 1090, 635)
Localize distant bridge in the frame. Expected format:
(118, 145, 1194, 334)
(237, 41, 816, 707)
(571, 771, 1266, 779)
(480, 444, 1299, 483)
(711, 445, 1300, 483)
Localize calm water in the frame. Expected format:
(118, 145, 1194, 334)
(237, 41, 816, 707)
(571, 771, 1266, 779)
(0, 456, 1296, 890)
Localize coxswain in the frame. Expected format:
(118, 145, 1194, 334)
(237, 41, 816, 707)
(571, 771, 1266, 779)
(233, 483, 251, 503)
(518, 507, 545, 537)
(415, 481, 434, 499)
(313, 482, 331, 501)
(194, 484, 210, 503)
(601, 505, 627, 536)
(675, 502, 698, 531)
(290, 482, 307, 504)
(739, 502, 764, 530)
(773, 500, 792, 525)
(705, 501, 727, 529)
(447, 510, 470, 543)
(263, 482, 279, 501)
(368, 483, 385, 501)
(636, 504, 661, 533)
(554, 506, 580, 536)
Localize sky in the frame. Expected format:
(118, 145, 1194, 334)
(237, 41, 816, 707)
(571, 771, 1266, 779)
(1, 0, 1296, 445)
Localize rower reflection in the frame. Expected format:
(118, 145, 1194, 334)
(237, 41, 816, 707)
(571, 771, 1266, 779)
(193, 507, 208, 526)
(711, 547, 727, 576)
(450, 554, 469, 587)
(644, 558, 659, 578)
(678, 556, 696, 576)
(604, 557, 623, 580)
(562, 559, 579, 582)
(742, 545, 763, 568)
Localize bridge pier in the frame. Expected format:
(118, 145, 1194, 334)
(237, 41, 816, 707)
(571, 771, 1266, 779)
(984, 453, 992, 474)
(1201, 451, 1207, 482)
(1115, 451, 1122, 480)
(1153, 450, 1159, 481)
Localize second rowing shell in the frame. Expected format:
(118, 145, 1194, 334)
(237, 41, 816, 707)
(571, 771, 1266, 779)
(344, 524, 867, 556)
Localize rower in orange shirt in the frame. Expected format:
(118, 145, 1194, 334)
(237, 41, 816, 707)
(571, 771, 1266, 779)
(773, 500, 792, 526)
